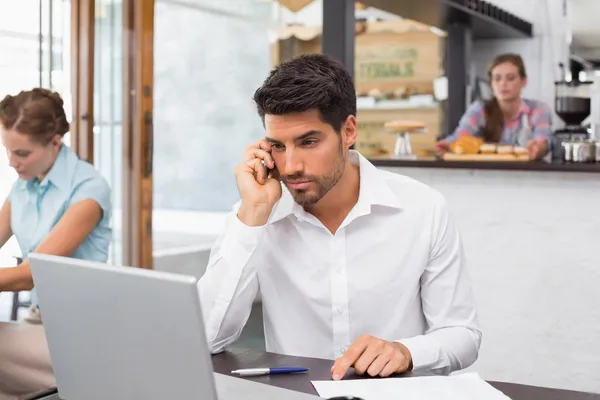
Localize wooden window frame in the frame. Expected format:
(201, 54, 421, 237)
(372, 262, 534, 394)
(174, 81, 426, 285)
(122, 0, 154, 269)
(70, 0, 154, 268)
(70, 0, 95, 163)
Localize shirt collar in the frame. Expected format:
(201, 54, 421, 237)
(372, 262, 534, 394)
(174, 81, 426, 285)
(20, 145, 76, 194)
(268, 150, 403, 224)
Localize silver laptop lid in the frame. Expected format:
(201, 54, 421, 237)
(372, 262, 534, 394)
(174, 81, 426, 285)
(30, 254, 217, 400)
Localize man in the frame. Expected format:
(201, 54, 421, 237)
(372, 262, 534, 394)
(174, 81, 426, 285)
(198, 54, 481, 380)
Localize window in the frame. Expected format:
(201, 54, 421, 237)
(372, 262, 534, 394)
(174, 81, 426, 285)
(152, 0, 275, 254)
(0, 0, 70, 318)
(93, 0, 123, 264)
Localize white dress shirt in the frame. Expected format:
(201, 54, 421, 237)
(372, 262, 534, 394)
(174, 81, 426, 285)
(198, 151, 481, 374)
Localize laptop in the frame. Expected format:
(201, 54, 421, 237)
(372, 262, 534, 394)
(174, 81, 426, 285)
(29, 254, 320, 400)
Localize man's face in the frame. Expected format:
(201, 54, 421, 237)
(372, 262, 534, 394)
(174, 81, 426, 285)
(264, 109, 356, 207)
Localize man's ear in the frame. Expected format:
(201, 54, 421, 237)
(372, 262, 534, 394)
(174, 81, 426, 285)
(342, 115, 358, 149)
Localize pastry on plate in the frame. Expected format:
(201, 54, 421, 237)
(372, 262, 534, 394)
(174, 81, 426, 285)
(449, 135, 484, 155)
(513, 146, 528, 155)
(479, 143, 497, 154)
(497, 145, 514, 154)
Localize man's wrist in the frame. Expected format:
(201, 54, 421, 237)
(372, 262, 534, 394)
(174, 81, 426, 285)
(237, 202, 273, 227)
(391, 341, 413, 372)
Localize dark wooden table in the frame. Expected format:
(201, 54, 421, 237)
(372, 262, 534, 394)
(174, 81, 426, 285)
(27, 348, 600, 400)
(212, 348, 600, 400)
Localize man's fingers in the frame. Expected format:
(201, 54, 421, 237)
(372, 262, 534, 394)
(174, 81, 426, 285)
(243, 139, 273, 162)
(353, 340, 387, 375)
(379, 351, 407, 377)
(245, 159, 266, 184)
(331, 353, 359, 381)
(331, 339, 370, 380)
(365, 345, 394, 377)
(244, 147, 274, 167)
(258, 139, 272, 151)
(245, 139, 271, 151)
(331, 337, 413, 380)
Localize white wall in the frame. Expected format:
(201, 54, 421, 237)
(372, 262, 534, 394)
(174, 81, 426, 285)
(382, 166, 600, 394)
(473, 0, 569, 127)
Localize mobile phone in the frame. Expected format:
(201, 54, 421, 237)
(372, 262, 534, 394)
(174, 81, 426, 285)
(262, 150, 275, 178)
(261, 159, 270, 177)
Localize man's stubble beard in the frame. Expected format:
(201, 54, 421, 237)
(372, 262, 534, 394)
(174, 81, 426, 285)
(287, 141, 347, 207)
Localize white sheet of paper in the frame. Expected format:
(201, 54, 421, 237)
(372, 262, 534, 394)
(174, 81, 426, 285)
(311, 373, 512, 400)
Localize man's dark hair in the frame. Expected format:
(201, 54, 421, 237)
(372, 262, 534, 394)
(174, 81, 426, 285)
(253, 54, 356, 133)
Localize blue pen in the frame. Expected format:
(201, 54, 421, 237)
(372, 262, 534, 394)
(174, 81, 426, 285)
(231, 367, 308, 377)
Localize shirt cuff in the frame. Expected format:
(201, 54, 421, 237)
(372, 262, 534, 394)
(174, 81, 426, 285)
(220, 214, 265, 258)
(395, 335, 446, 373)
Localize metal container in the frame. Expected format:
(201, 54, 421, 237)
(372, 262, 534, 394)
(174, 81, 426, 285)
(561, 141, 573, 162)
(571, 140, 596, 163)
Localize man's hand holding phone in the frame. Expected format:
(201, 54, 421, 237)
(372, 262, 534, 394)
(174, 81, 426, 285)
(235, 139, 282, 227)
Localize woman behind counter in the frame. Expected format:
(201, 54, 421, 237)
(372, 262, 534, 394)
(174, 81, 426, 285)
(0, 88, 112, 398)
(436, 53, 552, 160)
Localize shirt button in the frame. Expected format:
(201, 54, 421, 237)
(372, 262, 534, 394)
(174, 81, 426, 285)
(337, 308, 344, 315)
(340, 348, 347, 354)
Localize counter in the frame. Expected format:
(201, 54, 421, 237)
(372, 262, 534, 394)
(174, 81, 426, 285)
(377, 164, 600, 394)
(370, 158, 600, 173)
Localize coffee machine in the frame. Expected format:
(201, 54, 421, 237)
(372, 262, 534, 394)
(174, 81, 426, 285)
(591, 74, 600, 141)
(552, 80, 592, 160)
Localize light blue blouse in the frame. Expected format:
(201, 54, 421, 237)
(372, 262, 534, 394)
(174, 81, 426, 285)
(8, 145, 112, 305)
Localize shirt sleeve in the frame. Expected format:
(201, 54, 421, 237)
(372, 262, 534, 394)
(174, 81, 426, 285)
(530, 102, 553, 143)
(69, 175, 112, 225)
(198, 205, 265, 353)
(397, 194, 482, 375)
(444, 101, 485, 143)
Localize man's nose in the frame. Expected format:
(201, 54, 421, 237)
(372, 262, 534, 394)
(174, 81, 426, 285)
(282, 149, 303, 176)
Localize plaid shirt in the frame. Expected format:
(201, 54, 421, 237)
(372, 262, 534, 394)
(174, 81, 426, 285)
(446, 99, 552, 146)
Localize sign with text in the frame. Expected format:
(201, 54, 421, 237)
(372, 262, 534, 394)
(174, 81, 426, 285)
(355, 31, 442, 96)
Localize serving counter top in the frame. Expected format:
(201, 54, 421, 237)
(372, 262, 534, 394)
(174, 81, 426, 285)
(372, 164, 600, 394)
(370, 158, 600, 173)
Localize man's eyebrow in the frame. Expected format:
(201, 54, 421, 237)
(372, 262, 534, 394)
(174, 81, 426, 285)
(265, 130, 323, 144)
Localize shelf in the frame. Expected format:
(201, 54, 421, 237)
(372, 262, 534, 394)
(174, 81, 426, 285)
(362, 0, 533, 39)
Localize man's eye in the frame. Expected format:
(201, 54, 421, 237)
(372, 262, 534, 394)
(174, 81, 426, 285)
(302, 139, 318, 146)
(271, 143, 284, 150)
